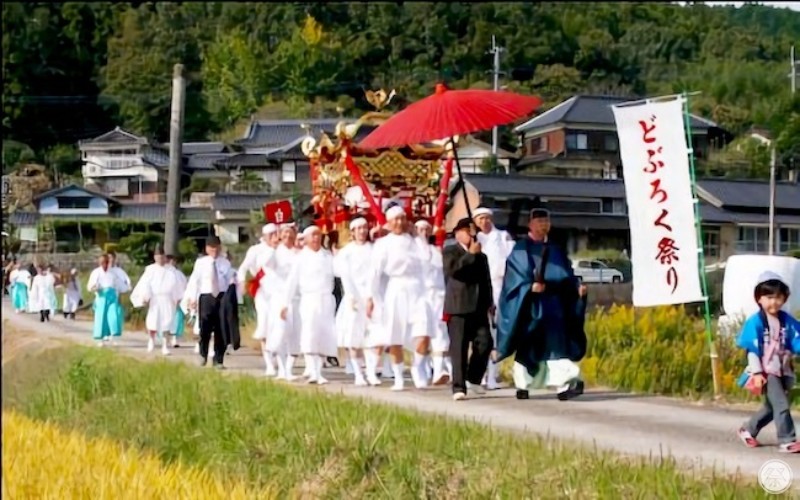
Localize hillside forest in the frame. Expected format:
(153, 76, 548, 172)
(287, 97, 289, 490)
(3, 2, 799, 180)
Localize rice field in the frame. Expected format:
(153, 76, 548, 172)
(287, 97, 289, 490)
(1, 339, 778, 499)
(2, 410, 274, 499)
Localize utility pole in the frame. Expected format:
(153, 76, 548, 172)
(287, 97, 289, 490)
(791, 45, 796, 95)
(165, 63, 186, 256)
(489, 35, 506, 173)
(769, 145, 776, 255)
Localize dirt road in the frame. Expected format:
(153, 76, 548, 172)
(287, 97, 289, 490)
(3, 300, 798, 488)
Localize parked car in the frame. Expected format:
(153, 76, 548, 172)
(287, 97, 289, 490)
(572, 259, 624, 284)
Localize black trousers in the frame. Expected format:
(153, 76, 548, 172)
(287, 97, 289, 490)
(39, 310, 50, 322)
(447, 312, 493, 394)
(199, 293, 226, 365)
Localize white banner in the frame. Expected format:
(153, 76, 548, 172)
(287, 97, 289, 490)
(612, 98, 704, 307)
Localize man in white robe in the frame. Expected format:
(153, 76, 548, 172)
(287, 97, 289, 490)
(281, 226, 337, 385)
(415, 220, 452, 385)
(62, 268, 82, 320)
(366, 205, 434, 391)
(130, 245, 184, 356)
(334, 217, 378, 386)
(87, 254, 127, 346)
(271, 222, 302, 380)
(237, 223, 281, 376)
(474, 206, 515, 390)
(9, 263, 31, 313)
(30, 265, 57, 322)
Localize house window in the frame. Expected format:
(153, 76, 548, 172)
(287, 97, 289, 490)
(703, 227, 720, 259)
(736, 226, 770, 254)
(611, 199, 627, 215)
(604, 134, 618, 152)
(56, 197, 91, 209)
(565, 133, 588, 151)
(282, 162, 297, 183)
(779, 227, 800, 254)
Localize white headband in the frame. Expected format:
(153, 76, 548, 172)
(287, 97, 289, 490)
(262, 223, 278, 235)
(280, 222, 296, 230)
(301, 226, 319, 237)
(414, 220, 431, 228)
(385, 205, 406, 220)
(350, 217, 368, 230)
(472, 207, 493, 218)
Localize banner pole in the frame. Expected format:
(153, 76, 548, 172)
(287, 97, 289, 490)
(682, 91, 722, 399)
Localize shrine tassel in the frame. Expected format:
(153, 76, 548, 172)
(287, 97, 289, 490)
(433, 155, 454, 247)
(343, 147, 386, 225)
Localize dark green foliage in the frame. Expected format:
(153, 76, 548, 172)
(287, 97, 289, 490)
(3, 2, 798, 173)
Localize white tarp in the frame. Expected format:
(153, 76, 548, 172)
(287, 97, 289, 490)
(613, 97, 704, 307)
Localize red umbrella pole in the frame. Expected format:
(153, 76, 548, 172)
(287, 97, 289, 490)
(433, 155, 454, 247)
(450, 138, 473, 221)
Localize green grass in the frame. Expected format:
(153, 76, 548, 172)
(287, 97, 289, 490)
(1, 344, 778, 498)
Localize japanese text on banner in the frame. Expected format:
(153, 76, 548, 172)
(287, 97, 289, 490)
(612, 98, 704, 307)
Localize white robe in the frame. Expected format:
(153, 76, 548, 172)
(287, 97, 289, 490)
(130, 263, 183, 333)
(283, 246, 337, 357)
(111, 266, 132, 294)
(334, 241, 374, 349)
(29, 273, 57, 313)
(251, 246, 278, 340)
(268, 244, 301, 354)
(62, 277, 82, 313)
(477, 227, 515, 309)
(418, 239, 449, 352)
(369, 232, 433, 347)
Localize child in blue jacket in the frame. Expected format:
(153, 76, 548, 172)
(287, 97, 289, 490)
(736, 271, 800, 453)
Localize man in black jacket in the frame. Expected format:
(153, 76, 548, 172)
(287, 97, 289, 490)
(443, 217, 494, 401)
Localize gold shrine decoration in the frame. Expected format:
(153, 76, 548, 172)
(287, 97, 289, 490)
(357, 150, 440, 188)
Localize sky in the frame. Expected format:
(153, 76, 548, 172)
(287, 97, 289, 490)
(677, 1, 800, 10)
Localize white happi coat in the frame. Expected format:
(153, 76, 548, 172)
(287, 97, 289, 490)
(29, 272, 57, 313)
(283, 246, 337, 357)
(370, 232, 433, 347)
(334, 241, 374, 349)
(417, 239, 449, 352)
(269, 244, 301, 354)
(130, 263, 183, 332)
(477, 227, 515, 309)
(62, 276, 82, 313)
(111, 266, 132, 294)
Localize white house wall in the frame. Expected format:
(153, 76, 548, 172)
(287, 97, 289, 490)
(82, 154, 160, 182)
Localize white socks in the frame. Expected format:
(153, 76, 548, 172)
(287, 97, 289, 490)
(275, 353, 287, 379)
(262, 345, 276, 377)
(350, 354, 366, 386)
(316, 356, 328, 385)
(391, 363, 405, 391)
(285, 355, 297, 381)
(412, 352, 429, 389)
(364, 350, 381, 386)
(161, 335, 170, 356)
(382, 353, 393, 379)
(486, 361, 499, 390)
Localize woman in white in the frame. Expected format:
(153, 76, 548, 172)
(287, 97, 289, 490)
(241, 224, 281, 377)
(130, 245, 184, 356)
(334, 217, 380, 386)
(9, 263, 31, 313)
(366, 205, 433, 391)
(62, 268, 82, 320)
(30, 265, 57, 322)
(280, 225, 337, 385)
(271, 223, 302, 380)
(414, 220, 452, 385)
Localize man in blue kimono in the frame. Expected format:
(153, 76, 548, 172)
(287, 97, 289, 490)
(496, 207, 588, 401)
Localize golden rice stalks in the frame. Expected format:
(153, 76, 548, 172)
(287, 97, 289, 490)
(2, 411, 275, 500)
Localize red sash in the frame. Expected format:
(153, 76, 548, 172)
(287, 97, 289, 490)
(247, 268, 266, 298)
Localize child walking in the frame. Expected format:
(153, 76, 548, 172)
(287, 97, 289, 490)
(736, 271, 800, 453)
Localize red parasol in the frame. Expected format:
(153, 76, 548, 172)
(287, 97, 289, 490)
(359, 83, 541, 150)
(358, 83, 541, 222)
